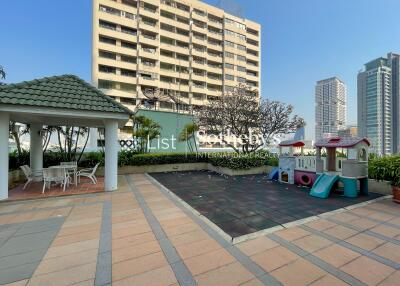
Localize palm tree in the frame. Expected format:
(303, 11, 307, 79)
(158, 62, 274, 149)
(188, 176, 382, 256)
(132, 115, 161, 153)
(0, 66, 5, 80)
(179, 122, 199, 152)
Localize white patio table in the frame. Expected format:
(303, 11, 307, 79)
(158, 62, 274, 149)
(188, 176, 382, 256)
(49, 165, 78, 187)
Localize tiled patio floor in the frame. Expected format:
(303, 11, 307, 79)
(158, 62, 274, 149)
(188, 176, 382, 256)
(0, 173, 399, 286)
(8, 177, 105, 201)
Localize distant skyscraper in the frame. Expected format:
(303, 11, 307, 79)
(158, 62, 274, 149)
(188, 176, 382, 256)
(315, 77, 347, 141)
(357, 53, 400, 155)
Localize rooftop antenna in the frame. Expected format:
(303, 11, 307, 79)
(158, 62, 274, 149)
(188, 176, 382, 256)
(216, 0, 244, 18)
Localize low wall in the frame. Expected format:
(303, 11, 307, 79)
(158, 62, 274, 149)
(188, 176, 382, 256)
(95, 163, 272, 177)
(368, 179, 392, 195)
(8, 169, 24, 189)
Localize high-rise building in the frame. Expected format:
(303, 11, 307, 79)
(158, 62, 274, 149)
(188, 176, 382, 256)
(92, 0, 261, 113)
(357, 54, 400, 155)
(315, 77, 347, 141)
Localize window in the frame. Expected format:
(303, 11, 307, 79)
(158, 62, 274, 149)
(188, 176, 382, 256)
(98, 80, 115, 89)
(247, 38, 258, 46)
(247, 49, 258, 56)
(224, 40, 234, 47)
(121, 69, 136, 77)
(224, 52, 234, 58)
(176, 2, 189, 12)
(225, 85, 234, 92)
(99, 50, 116, 60)
(99, 36, 116, 45)
(193, 9, 206, 16)
(121, 26, 137, 35)
(176, 54, 189, 61)
(121, 41, 136, 50)
(237, 65, 246, 72)
(237, 55, 246, 62)
(99, 20, 116, 30)
(247, 28, 259, 36)
(237, 76, 246, 83)
(120, 97, 136, 105)
(120, 83, 136, 92)
(225, 18, 246, 30)
(99, 65, 116, 74)
(224, 63, 234, 69)
(121, 55, 136, 63)
(99, 5, 120, 16)
(237, 44, 246, 51)
(225, 74, 234, 81)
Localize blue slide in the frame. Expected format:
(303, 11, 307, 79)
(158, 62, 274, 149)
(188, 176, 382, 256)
(267, 167, 279, 181)
(309, 174, 339, 199)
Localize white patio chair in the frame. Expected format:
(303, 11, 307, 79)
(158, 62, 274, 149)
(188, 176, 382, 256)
(20, 165, 43, 190)
(77, 163, 100, 184)
(42, 168, 69, 193)
(60, 161, 78, 183)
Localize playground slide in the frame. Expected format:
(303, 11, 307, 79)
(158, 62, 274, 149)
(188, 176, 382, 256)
(309, 174, 339, 199)
(267, 167, 279, 181)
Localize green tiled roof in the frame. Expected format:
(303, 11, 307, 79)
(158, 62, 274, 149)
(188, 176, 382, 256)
(0, 75, 133, 115)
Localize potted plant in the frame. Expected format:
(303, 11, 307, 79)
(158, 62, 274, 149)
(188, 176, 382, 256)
(392, 176, 400, 204)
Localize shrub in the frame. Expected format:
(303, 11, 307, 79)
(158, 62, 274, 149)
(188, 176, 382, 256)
(120, 152, 207, 166)
(369, 155, 400, 186)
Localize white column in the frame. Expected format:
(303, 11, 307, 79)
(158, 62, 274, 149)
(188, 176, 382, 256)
(30, 123, 43, 178)
(104, 120, 119, 191)
(0, 112, 9, 200)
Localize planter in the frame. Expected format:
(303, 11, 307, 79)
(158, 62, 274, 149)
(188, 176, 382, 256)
(368, 179, 392, 195)
(393, 186, 400, 204)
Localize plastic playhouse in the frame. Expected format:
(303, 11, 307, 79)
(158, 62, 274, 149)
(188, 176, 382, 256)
(277, 140, 317, 185)
(310, 137, 370, 199)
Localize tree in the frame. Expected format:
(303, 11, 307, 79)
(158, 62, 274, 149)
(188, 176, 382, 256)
(131, 115, 161, 153)
(9, 122, 29, 163)
(179, 122, 199, 152)
(0, 65, 5, 80)
(197, 84, 304, 154)
(55, 126, 90, 163)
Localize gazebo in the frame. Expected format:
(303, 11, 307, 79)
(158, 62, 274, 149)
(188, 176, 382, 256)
(0, 75, 133, 200)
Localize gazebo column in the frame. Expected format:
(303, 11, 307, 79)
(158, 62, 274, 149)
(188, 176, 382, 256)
(104, 120, 118, 191)
(0, 112, 9, 200)
(30, 123, 43, 179)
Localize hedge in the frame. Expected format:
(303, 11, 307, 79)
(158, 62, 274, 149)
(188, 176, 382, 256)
(10, 150, 278, 171)
(369, 155, 400, 187)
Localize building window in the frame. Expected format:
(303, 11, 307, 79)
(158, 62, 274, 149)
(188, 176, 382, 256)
(225, 74, 234, 81)
(224, 63, 234, 69)
(120, 97, 136, 105)
(121, 26, 137, 35)
(99, 65, 116, 74)
(237, 55, 246, 62)
(120, 83, 136, 92)
(99, 50, 116, 60)
(224, 52, 234, 58)
(224, 40, 234, 48)
(237, 66, 246, 72)
(99, 20, 116, 30)
(99, 35, 116, 45)
(98, 79, 115, 89)
(237, 44, 246, 51)
(121, 55, 136, 63)
(121, 69, 136, 77)
(121, 41, 137, 50)
(237, 77, 246, 83)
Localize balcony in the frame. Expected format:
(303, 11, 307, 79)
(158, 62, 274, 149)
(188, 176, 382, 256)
(98, 12, 137, 27)
(140, 48, 158, 60)
(192, 35, 206, 45)
(140, 33, 159, 45)
(98, 42, 138, 58)
(192, 24, 206, 34)
(207, 76, 223, 85)
(139, 7, 158, 19)
(191, 84, 207, 94)
(161, 4, 189, 18)
(98, 57, 137, 71)
(99, 28, 137, 43)
(192, 61, 206, 70)
(207, 53, 223, 63)
(206, 87, 222, 97)
(207, 65, 223, 74)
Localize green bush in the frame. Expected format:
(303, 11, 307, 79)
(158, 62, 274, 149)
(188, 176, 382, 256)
(369, 155, 400, 187)
(9, 150, 278, 171)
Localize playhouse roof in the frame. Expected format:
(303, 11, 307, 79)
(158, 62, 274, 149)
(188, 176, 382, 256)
(279, 140, 305, 147)
(315, 137, 370, 148)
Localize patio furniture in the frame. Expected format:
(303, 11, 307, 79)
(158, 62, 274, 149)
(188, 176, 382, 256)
(60, 162, 78, 186)
(77, 163, 100, 184)
(42, 168, 70, 193)
(20, 165, 43, 190)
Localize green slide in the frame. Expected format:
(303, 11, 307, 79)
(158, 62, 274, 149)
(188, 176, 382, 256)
(309, 174, 340, 199)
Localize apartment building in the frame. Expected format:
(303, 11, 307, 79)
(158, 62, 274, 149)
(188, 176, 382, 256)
(92, 0, 261, 113)
(315, 77, 347, 141)
(358, 55, 398, 155)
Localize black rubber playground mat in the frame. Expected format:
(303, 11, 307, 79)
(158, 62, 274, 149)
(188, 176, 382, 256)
(150, 171, 382, 238)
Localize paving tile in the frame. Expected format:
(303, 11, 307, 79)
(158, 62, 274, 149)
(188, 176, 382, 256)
(34, 248, 98, 275)
(44, 239, 99, 259)
(175, 238, 221, 259)
(292, 234, 332, 253)
(163, 222, 201, 237)
(27, 262, 97, 286)
(112, 240, 161, 264)
(323, 225, 358, 240)
(112, 232, 156, 250)
(2, 279, 29, 286)
(340, 256, 395, 286)
(345, 233, 386, 251)
(378, 271, 400, 286)
(372, 243, 400, 263)
(112, 265, 177, 286)
(112, 224, 152, 239)
(348, 218, 379, 230)
(0, 262, 38, 285)
(112, 251, 168, 281)
(314, 244, 361, 267)
(184, 248, 236, 276)
(239, 278, 265, 286)
(236, 236, 279, 256)
(305, 219, 337, 231)
(370, 225, 400, 238)
(51, 230, 100, 247)
(251, 246, 299, 272)
(0, 249, 46, 270)
(309, 274, 350, 286)
(275, 227, 310, 241)
(271, 258, 326, 286)
(168, 229, 210, 246)
(194, 262, 254, 286)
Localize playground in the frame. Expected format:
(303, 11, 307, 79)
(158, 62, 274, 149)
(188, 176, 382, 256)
(150, 171, 381, 238)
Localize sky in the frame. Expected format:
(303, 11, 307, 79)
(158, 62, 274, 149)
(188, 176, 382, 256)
(1, 0, 400, 140)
